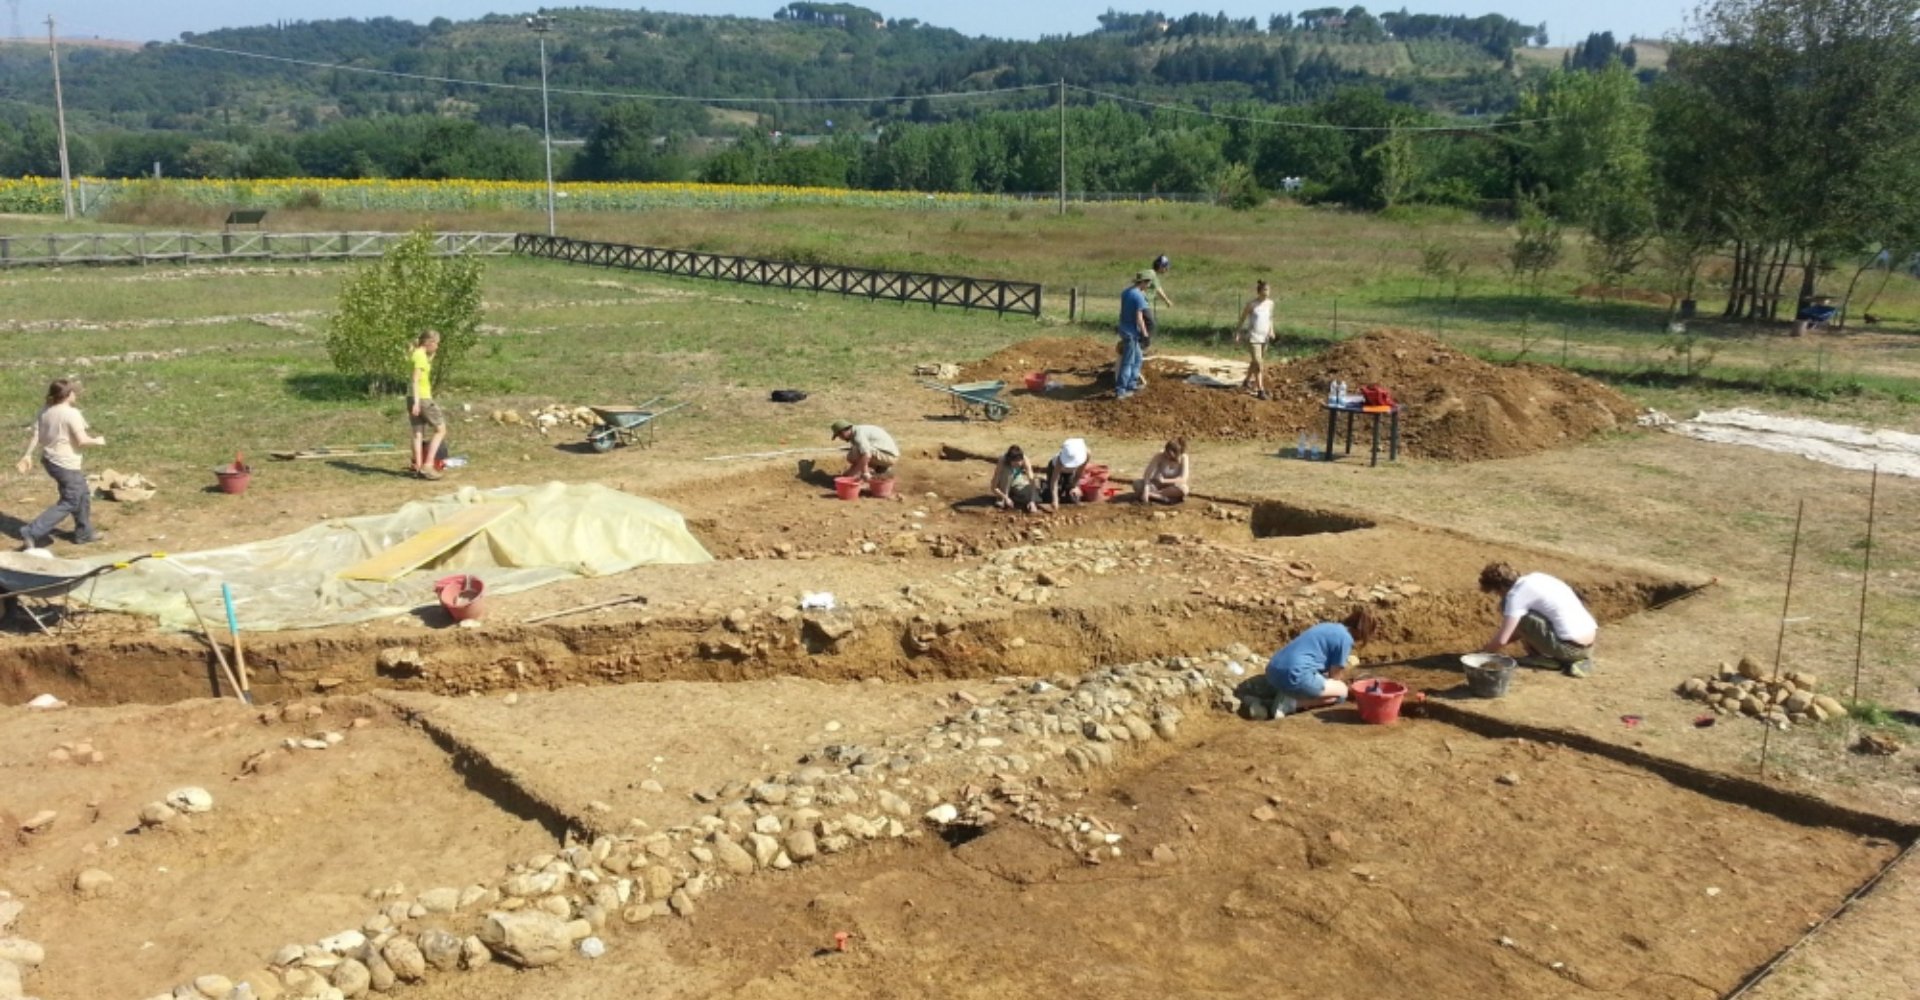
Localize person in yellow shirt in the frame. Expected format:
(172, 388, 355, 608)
(408, 330, 447, 480)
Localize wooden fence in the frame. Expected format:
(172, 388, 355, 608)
(514, 233, 1043, 318)
(0, 231, 518, 268)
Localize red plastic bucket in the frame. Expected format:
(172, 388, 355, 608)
(1023, 371, 1050, 392)
(434, 574, 486, 622)
(867, 476, 898, 499)
(214, 464, 252, 495)
(1352, 678, 1407, 725)
(833, 476, 864, 501)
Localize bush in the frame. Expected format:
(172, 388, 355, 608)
(326, 229, 484, 394)
(1213, 163, 1267, 212)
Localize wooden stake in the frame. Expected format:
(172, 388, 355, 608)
(524, 594, 648, 625)
(188, 597, 246, 703)
(1851, 467, 1878, 707)
(1760, 499, 1806, 779)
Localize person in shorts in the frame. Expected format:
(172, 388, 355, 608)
(1236, 280, 1275, 399)
(831, 420, 898, 481)
(1264, 606, 1378, 718)
(1478, 561, 1598, 677)
(990, 445, 1038, 513)
(408, 330, 447, 481)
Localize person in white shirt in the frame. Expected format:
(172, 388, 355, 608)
(1236, 280, 1275, 399)
(16, 378, 107, 550)
(1478, 561, 1598, 678)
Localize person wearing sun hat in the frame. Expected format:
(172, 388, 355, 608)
(1040, 437, 1091, 511)
(1116, 271, 1153, 399)
(831, 419, 898, 481)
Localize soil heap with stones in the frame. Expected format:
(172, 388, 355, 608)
(962, 329, 1639, 462)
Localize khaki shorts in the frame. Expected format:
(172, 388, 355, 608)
(411, 398, 446, 431)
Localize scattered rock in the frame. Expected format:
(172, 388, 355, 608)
(480, 911, 579, 968)
(1495, 772, 1520, 787)
(379, 938, 427, 982)
(0, 938, 44, 967)
(417, 930, 462, 972)
(1854, 732, 1902, 757)
(19, 811, 55, 834)
(140, 801, 180, 827)
(74, 868, 115, 898)
(328, 960, 369, 998)
(924, 803, 959, 824)
(166, 787, 215, 814)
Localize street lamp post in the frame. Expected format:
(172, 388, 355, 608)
(526, 15, 556, 236)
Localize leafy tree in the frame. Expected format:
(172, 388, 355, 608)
(1654, 0, 1920, 320)
(326, 230, 485, 395)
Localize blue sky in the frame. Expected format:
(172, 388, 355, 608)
(39, 1, 1688, 49)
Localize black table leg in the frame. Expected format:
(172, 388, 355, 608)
(1389, 408, 1400, 461)
(1369, 412, 1382, 466)
(1323, 406, 1337, 461)
(1343, 411, 1355, 454)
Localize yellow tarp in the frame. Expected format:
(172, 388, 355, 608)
(77, 482, 712, 631)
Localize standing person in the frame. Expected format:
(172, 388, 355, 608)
(1478, 561, 1598, 677)
(831, 420, 899, 481)
(408, 330, 447, 481)
(1236, 280, 1275, 399)
(1135, 437, 1190, 504)
(1264, 606, 1378, 718)
(1041, 437, 1090, 511)
(1148, 254, 1174, 313)
(16, 378, 106, 550)
(990, 445, 1038, 513)
(1116, 271, 1154, 399)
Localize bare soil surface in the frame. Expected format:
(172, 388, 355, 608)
(962, 329, 1640, 461)
(377, 677, 999, 837)
(0, 697, 554, 1000)
(400, 716, 1897, 1000)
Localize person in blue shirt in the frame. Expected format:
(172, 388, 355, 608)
(1263, 607, 1379, 717)
(1116, 270, 1154, 399)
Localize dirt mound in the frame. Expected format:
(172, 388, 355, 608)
(970, 329, 1639, 462)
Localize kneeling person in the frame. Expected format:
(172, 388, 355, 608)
(831, 420, 899, 481)
(1264, 607, 1377, 717)
(1478, 561, 1597, 677)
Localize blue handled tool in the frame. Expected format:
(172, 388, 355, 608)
(221, 583, 253, 703)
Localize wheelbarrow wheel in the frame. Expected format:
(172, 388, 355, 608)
(985, 402, 1011, 422)
(588, 427, 619, 453)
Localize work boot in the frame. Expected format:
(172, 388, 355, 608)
(1270, 695, 1297, 719)
(1565, 659, 1594, 679)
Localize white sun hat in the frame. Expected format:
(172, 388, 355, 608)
(1057, 438, 1089, 469)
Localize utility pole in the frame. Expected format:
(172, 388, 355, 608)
(527, 15, 556, 237)
(1057, 79, 1066, 216)
(46, 16, 74, 221)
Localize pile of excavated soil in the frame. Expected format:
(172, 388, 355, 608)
(964, 328, 1640, 461)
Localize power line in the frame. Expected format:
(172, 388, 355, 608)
(1068, 84, 1553, 131)
(165, 40, 1055, 106)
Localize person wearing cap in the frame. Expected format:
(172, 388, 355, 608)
(830, 420, 899, 481)
(1116, 272, 1153, 399)
(1041, 437, 1091, 511)
(1149, 254, 1174, 312)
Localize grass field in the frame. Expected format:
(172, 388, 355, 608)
(6, 199, 1918, 498)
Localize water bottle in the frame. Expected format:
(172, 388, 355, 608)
(1296, 430, 1309, 459)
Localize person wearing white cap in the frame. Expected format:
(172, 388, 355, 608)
(1042, 437, 1090, 511)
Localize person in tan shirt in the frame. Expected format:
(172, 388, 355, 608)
(16, 378, 106, 549)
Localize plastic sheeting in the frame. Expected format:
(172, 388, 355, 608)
(75, 482, 712, 631)
(1671, 409, 1920, 479)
